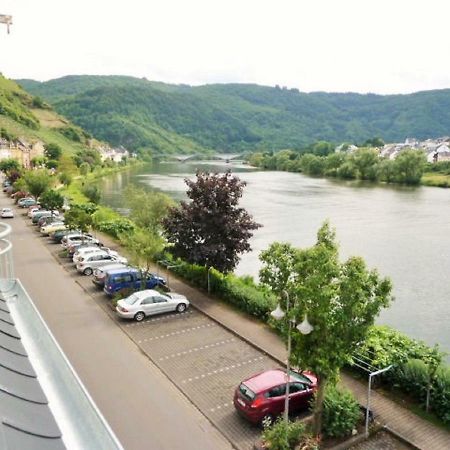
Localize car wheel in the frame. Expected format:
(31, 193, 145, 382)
(134, 311, 145, 322)
(83, 267, 93, 276)
(261, 414, 274, 428)
(176, 303, 187, 313)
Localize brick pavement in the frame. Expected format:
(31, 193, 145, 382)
(96, 232, 450, 450)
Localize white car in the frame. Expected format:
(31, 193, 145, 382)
(61, 233, 99, 249)
(116, 290, 190, 322)
(27, 206, 41, 218)
(40, 221, 66, 235)
(76, 252, 128, 275)
(72, 246, 118, 264)
(1, 208, 14, 219)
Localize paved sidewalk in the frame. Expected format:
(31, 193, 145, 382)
(98, 232, 450, 450)
(163, 269, 450, 450)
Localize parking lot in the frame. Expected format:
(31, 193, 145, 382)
(33, 223, 281, 450)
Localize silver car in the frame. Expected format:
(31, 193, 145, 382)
(76, 252, 128, 275)
(116, 290, 190, 322)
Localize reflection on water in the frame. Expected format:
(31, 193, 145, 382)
(98, 162, 450, 355)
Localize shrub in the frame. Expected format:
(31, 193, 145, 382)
(261, 417, 306, 450)
(322, 386, 361, 438)
(165, 254, 276, 319)
(351, 326, 448, 424)
(95, 218, 135, 238)
(396, 359, 429, 402)
(431, 366, 450, 424)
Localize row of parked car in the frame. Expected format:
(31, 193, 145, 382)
(9, 199, 190, 323)
(10, 191, 317, 427)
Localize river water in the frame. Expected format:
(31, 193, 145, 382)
(99, 161, 450, 355)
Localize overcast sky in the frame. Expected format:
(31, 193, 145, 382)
(1, 0, 449, 94)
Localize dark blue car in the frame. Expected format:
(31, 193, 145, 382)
(103, 267, 166, 296)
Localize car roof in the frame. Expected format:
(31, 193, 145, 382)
(242, 369, 294, 393)
(130, 289, 160, 298)
(106, 267, 139, 275)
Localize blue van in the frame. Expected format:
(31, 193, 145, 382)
(103, 267, 166, 296)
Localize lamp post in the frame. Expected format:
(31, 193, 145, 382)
(271, 291, 313, 430)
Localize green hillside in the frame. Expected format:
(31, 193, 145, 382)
(17, 75, 450, 153)
(0, 74, 92, 156)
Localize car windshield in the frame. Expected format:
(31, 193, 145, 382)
(238, 383, 256, 401)
(123, 294, 141, 305)
(290, 371, 312, 384)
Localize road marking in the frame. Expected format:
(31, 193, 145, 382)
(209, 402, 232, 413)
(181, 356, 264, 383)
(137, 323, 216, 343)
(159, 338, 236, 361)
(125, 310, 195, 326)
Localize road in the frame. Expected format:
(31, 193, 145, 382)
(2, 195, 233, 450)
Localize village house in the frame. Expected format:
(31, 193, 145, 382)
(98, 145, 130, 162)
(336, 137, 450, 163)
(0, 137, 45, 168)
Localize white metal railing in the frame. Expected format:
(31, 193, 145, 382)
(0, 221, 14, 285)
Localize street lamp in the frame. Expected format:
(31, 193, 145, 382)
(270, 291, 313, 429)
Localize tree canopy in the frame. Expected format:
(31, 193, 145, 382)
(23, 169, 54, 199)
(162, 171, 261, 273)
(259, 222, 393, 435)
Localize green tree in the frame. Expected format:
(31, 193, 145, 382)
(120, 228, 166, 286)
(79, 162, 91, 176)
(82, 184, 101, 204)
(125, 185, 174, 232)
(162, 171, 261, 273)
(393, 149, 427, 185)
(39, 189, 64, 212)
(23, 169, 54, 200)
(31, 156, 47, 168)
(259, 222, 392, 436)
(58, 172, 72, 186)
(0, 158, 20, 174)
(64, 205, 94, 235)
(44, 143, 63, 160)
(351, 148, 379, 181)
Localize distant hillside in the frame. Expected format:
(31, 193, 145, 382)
(18, 75, 450, 154)
(0, 74, 93, 157)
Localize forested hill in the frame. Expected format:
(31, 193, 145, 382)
(18, 75, 450, 154)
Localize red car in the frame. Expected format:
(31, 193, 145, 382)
(233, 368, 318, 425)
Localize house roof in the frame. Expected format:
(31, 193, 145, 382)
(0, 294, 65, 450)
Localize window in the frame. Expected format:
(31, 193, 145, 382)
(289, 383, 306, 394)
(152, 296, 168, 303)
(239, 383, 256, 401)
(266, 384, 286, 398)
(141, 297, 154, 305)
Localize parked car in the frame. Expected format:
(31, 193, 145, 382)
(116, 289, 189, 322)
(66, 239, 104, 256)
(40, 222, 66, 235)
(18, 197, 37, 208)
(1, 207, 14, 218)
(61, 233, 98, 249)
(52, 229, 79, 243)
(72, 246, 118, 264)
(92, 263, 128, 288)
(31, 210, 59, 224)
(233, 368, 318, 425)
(37, 215, 62, 228)
(27, 205, 41, 217)
(103, 267, 167, 296)
(76, 252, 128, 275)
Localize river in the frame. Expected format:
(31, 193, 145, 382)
(98, 161, 450, 356)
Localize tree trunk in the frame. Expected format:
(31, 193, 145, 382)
(312, 376, 327, 437)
